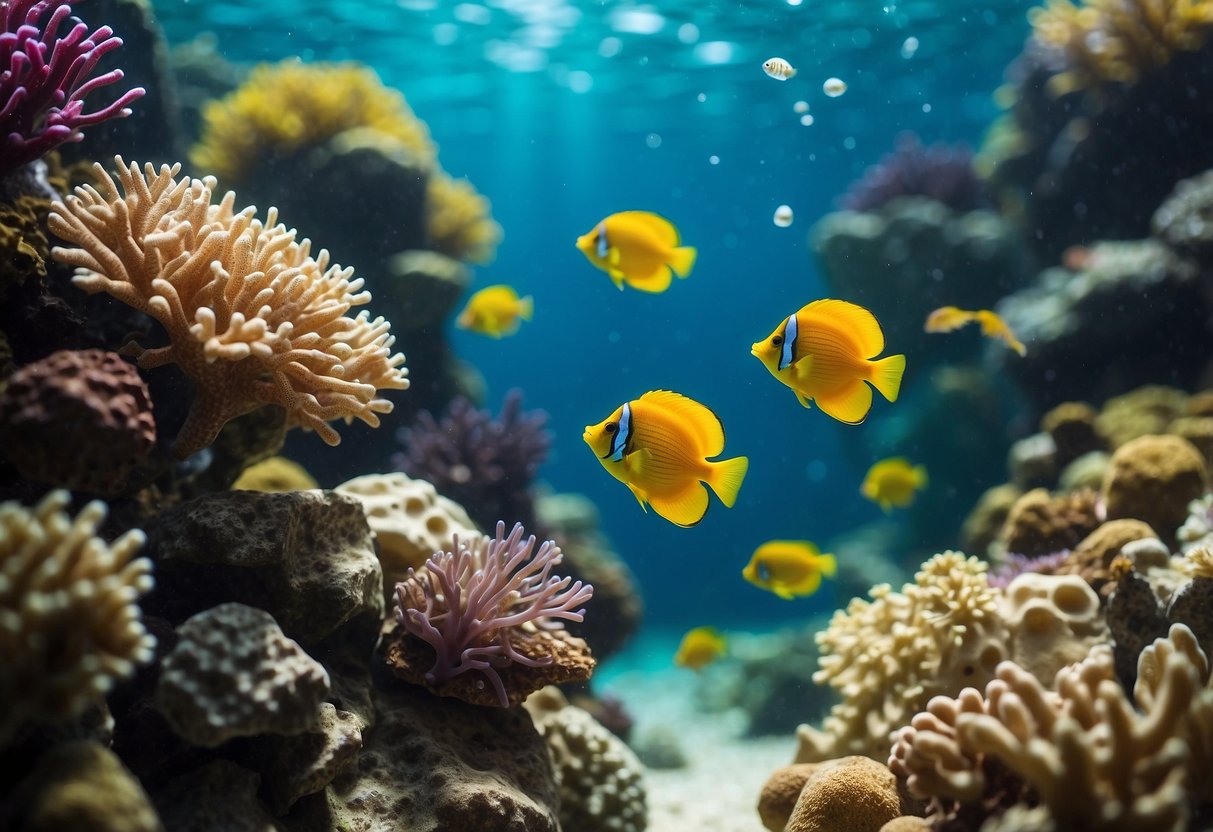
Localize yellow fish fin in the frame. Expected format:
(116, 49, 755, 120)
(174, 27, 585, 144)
(706, 456, 748, 508)
(799, 298, 885, 358)
(914, 465, 929, 487)
(795, 390, 812, 408)
(624, 481, 649, 510)
(668, 246, 697, 278)
(638, 390, 726, 455)
(517, 295, 534, 321)
(869, 354, 906, 403)
(648, 482, 710, 527)
(772, 584, 796, 601)
(628, 267, 674, 293)
(616, 210, 681, 246)
(880, 499, 893, 514)
(608, 269, 626, 290)
(818, 553, 838, 578)
(815, 379, 873, 425)
(789, 570, 823, 597)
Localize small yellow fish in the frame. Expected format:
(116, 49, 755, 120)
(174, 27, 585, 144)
(674, 626, 727, 670)
(923, 306, 1025, 356)
(742, 540, 837, 600)
(575, 211, 697, 293)
(861, 457, 928, 513)
(456, 285, 533, 338)
(583, 390, 748, 527)
(762, 57, 797, 80)
(751, 298, 906, 424)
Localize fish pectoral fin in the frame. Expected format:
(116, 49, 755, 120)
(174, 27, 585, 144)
(795, 390, 812, 408)
(609, 246, 622, 266)
(608, 269, 627, 290)
(772, 585, 796, 601)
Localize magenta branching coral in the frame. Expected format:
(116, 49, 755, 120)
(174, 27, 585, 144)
(394, 521, 593, 707)
(392, 389, 552, 530)
(0, 0, 144, 176)
(839, 132, 988, 213)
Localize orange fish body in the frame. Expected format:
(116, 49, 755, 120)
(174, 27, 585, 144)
(752, 298, 905, 424)
(583, 390, 748, 527)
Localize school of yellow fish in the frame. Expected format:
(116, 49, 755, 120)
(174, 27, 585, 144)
(453, 187, 1026, 666)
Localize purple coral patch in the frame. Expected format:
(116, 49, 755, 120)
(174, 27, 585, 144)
(395, 521, 593, 708)
(839, 132, 988, 213)
(0, 0, 145, 175)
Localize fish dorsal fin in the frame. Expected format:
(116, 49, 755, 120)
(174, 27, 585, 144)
(637, 389, 725, 456)
(614, 211, 681, 246)
(798, 298, 886, 359)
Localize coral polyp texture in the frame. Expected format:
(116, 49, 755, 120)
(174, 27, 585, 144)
(190, 60, 434, 185)
(390, 521, 595, 707)
(1028, 0, 1213, 92)
(0, 349, 155, 495)
(0, 0, 145, 176)
(797, 551, 1008, 763)
(48, 157, 409, 458)
(394, 389, 552, 531)
(838, 133, 988, 213)
(0, 491, 154, 741)
(889, 624, 1213, 830)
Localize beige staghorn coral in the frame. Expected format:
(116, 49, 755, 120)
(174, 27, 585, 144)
(889, 624, 1213, 831)
(797, 552, 1009, 763)
(0, 491, 155, 741)
(1180, 545, 1213, 578)
(48, 157, 409, 458)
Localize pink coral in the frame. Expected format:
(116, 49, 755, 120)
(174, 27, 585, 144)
(0, 0, 144, 175)
(394, 521, 593, 707)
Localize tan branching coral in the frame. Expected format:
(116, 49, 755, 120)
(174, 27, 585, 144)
(890, 624, 1213, 831)
(0, 491, 155, 741)
(48, 158, 409, 458)
(1029, 0, 1213, 94)
(797, 552, 1009, 762)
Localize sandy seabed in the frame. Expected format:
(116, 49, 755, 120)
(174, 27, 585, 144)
(600, 642, 795, 832)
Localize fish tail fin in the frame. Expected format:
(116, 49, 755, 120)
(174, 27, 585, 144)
(819, 553, 837, 578)
(870, 354, 906, 402)
(706, 456, 749, 508)
(518, 295, 534, 321)
(668, 245, 697, 278)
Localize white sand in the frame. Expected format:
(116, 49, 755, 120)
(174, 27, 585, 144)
(599, 653, 796, 832)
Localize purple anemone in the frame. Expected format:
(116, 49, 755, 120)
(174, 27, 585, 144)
(1, 0, 145, 175)
(839, 132, 988, 213)
(395, 521, 593, 708)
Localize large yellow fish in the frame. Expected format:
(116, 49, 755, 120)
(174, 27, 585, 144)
(924, 306, 1026, 356)
(575, 211, 697, 293)
(751, 298, 906, 424)
(583, 390, 748, 527)
(674, 626, 727, 671)
(861, 457, 928, 512)
(742, 540, 837, 600)
(456, 285, 533, 338)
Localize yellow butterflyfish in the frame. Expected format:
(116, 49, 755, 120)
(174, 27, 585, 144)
(924, 305, 1026, 356)
(751, 298, 906, 424)
(583, 390, 748, 527)
(742, 540, 837, 600)
(674, 626, 728, 671)
(456, 285, 533, 338)
(861, 457, 928, 513)
(575, 211, 697, 293)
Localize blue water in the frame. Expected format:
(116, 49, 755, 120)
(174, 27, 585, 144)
(155, 0, 1034, 627)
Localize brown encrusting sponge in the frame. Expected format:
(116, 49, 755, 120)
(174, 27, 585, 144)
(0, 349, 156, 495)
